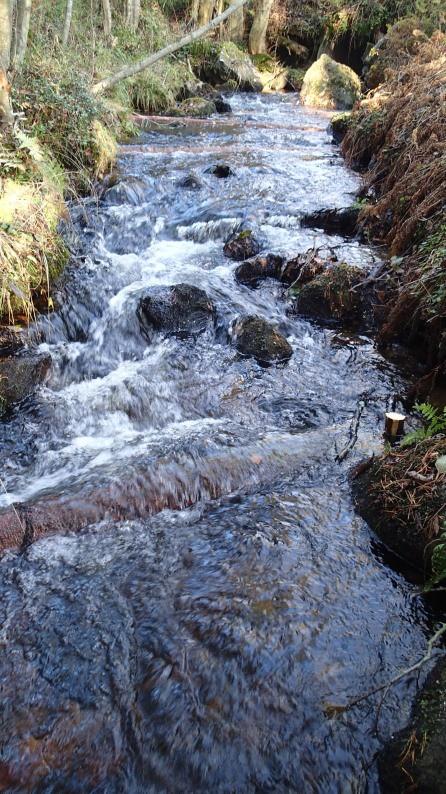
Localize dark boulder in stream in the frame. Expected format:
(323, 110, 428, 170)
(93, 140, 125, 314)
(0, 352, 51, 414)
(224, 230, 261, 261)
(301, 206, 360, 237)
(235, 254, 285, 286)
(137, 284, 215, 339)
(205, 163, 235, 178)
(231, 315, 293, 364)
(235, 249, 329, 288)
(178, 173, 203, 190)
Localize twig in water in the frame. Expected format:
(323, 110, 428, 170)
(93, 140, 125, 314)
(324, 623, 446, 718)
(336, 399, 365, 462)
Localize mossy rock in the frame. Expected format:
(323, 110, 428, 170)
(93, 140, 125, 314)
(231, 315, 293, 365)
(171, 97, 217, 118)
(292, 263, 362, 324)
(300, 55, 361, 111)
(287, 68, 306, 92)
(330, 112, 352, 143)
(201, 43, 263, 92)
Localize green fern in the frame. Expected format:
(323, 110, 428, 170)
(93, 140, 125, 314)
(425, 531, 446, 589)
(401, 403, 446, 447)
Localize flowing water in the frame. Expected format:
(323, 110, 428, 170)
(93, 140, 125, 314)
(0, 94, 432, 792)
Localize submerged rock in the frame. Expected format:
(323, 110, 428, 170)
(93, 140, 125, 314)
(178, 173, 203, 190)
(0, 352, 51, 414)
(231, 315, 293, 365)
(214, 96, 232, 114)
(234, 254, 285, 286)
(291, 263, 363, 324)
(137, 284, 215, 339)
(300, 55, 361, 110)
(224, 230, 261, 261)
(301, 206, 359, 237)
(205, 163, 235, 178)
(101, 175, 147, 206)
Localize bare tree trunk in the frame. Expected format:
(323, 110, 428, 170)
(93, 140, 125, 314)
(0, 0, 13, 124)
(62, 0, 73, 46)
(102, 0, 112, 38)
(248, 0, 273, 54)
(14, 0, 31, 66)
(225, 0, 243, 40)
(126, 0, 140, 31)
(92, 0, 249, 95)
(191, 0, 200, 23)
(197, 0, 214, 26)
(0, 0, 12, 70)
(9, 0, 17, 64)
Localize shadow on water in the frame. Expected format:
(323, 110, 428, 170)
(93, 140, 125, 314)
(0, 93, 433, 792)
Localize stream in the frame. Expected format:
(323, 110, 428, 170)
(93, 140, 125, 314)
(0, 93, 433, 792)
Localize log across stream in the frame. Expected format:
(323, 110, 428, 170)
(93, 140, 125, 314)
(0, 93, 434, 792)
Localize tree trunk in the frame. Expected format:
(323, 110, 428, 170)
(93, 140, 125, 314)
(92, 0, 249, 95)
(197, 0, 214, 26)
(126, 0, 140, 32)
(62, 0, 73, 46)
(102, 0, 112, 38)
(14, 0, 32, 66)
(0, 0, 12, 71)
(191, 0, 200, 22)
(248, 0, 273, 54)
(225, 0, 243, 40)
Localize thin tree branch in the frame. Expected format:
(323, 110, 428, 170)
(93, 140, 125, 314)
(324, 623, 446, 718)
(92, 0, 249, 95)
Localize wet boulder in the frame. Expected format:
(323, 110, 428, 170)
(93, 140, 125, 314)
(291, 263, 363, 324)
(300, 55, 361, 110)
(231, 315, 293, 365)
(301, 206, 359, 237)
(101, 175, 147, 206)
(234, 254, 285, 287)
(0, 326, 25, 356)
(137, 284, 215, 339)
(205, 163, 235, 178)
(178, 173, 203, 190)
(224, 230, 261, 261)
(214, 96, 232, 114)
(171, 97, 217, 118)
(281, 250, 328, 286)
(0, 352, 51, 414)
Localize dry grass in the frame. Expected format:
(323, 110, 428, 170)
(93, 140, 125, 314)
(342, 34, 446, 362)
(367, 437, 446, 541)
(0, 131, 68, 323)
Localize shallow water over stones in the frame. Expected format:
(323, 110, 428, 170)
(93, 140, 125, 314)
(0, 93, 433, 792)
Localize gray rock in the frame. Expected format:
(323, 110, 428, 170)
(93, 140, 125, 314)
(300, 55, 361, 110)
